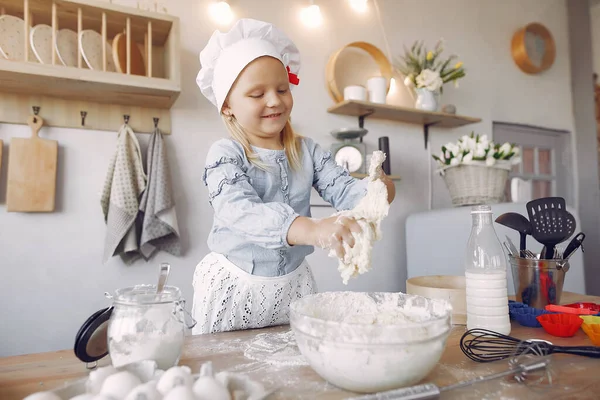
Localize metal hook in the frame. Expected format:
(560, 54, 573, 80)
(80, 111, 87, 126)
(123, 114, 130, 124)
(32, 106, 40, 123)
(153, 117, 159, 128)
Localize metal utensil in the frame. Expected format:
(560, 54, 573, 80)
(526, 198, 576, 260)
(495, 213, 533, 257)
(563, 232, 585, 261)
(505, 236, 519, 257)
(460, 328, 600, 363)
(346, 353, 551, 400)
(504, 241, 516, 257)
(156, 262, 170, 294)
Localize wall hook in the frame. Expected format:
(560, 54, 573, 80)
(123, 114, 130, 124)
(32, 106, 40, 123)
(153, 117, 159, 128)
(80, 111, 87, 126)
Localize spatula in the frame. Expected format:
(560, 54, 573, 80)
(526, 198, 576, 260)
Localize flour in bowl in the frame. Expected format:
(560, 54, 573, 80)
(329, 151, 390, 284)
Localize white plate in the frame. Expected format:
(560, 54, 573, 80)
(30, 24, 53, 64)
(0, 15, 37, 62)
(55, 28, 79, 67)
(79, 29, 115, 71)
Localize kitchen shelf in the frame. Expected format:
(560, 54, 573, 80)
(0, 0, 181, 134)
(327, 100, 482, 149)
(351, 172, 401, 181)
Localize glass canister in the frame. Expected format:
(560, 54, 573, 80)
(106, 284, 196, 369)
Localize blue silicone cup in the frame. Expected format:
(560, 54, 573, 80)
(513, 307, 553, 328)
(508, 301, 528, 320)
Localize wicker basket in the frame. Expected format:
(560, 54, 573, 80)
(440, 161, 511, 206)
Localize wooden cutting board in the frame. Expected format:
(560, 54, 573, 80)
(112, 32, 146, 76)
(6, 115, 58, 212)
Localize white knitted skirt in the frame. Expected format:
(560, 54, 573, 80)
(191, 252, 317, 335)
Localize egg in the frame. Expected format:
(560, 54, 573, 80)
(124, 382, 161, 400)
(192, 376, 231, 400)
(23, 392, 62, 400)
(69, 395, 95, 400)
(86, 365, 118, 394)
(162, 386, 196, 400)
(100, 371, 142, 399)
(156, 366, 193, 395)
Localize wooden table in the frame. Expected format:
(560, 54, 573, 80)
(2, 292, 600, 399)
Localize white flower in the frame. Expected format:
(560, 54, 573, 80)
(404, 75, 414, 88)
(450, 157, 460, 166)
(511, 156, 522, 165)
(445, 150, 451, 159)
(416, 69, 443, 92)
(446, 143, 460, 156)
(486, 157, 496, 166)
(474, 143, 487, 158)
(463, 152, 473, 162)
(512, 146, 520, 156)
(461, 137, 476, 152)
(439, 150, 446, 160)
(499, 143, 512, 155)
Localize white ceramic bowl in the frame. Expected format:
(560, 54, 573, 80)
(289, 292, 452, 393)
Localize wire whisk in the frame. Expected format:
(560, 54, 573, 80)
(460, 328, 600, 363)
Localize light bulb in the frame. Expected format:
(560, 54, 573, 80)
(300, 4, 323, 28)
(348, 0, 368, 13)
(209, 1, 234, 25)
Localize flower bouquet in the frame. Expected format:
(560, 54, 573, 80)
(395, 40, 465, 111)
(433, 133, 521, 206)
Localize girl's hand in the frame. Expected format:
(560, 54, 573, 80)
(311, 216, 363, 258)
(287, 216, 363, 259)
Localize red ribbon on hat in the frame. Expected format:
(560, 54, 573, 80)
(287, 66, 300, 86)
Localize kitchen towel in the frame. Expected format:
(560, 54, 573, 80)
(101, 123, 147, 264)
(138, 127, 181, 260)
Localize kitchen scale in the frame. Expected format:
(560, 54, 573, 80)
(330, 127, 368, 174)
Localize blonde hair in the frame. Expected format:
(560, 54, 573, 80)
(222, 115, 303, 171)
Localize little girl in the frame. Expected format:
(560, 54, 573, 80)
(192, 18, 395, 334)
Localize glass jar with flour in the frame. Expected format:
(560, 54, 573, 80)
(106, 284, 196, 369)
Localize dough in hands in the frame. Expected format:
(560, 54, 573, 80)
(329, 151, 390, 284)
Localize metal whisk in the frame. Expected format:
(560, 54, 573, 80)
(460, 328, 600, 363)
(347, 351, 553, 400)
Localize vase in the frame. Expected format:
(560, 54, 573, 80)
(415, 88, 439, 111)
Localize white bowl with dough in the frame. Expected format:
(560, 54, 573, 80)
(289, 292, 452, 394)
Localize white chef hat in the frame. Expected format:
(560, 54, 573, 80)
(196, 18, 301, 112)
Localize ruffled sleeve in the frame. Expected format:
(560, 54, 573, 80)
(203, 139, 299, 249)
(305, 138, 367, 211)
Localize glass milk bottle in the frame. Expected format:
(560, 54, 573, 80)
(465, 205, 511, 335)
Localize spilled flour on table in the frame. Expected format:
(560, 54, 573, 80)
(243, 330, 308, 367)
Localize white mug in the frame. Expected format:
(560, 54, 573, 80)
(343, 85, 367, 101)
(367, 76, 387, 104)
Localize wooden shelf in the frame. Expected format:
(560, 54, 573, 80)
(327, 100, 482, 148)
(351, 172, 401, 181)
(0, 0, 181, 133)
(0, 59, 180, 108)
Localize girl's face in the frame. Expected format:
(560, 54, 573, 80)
(222, 56, 293, 149)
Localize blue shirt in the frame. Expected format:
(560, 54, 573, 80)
(203, 137, 368, 277)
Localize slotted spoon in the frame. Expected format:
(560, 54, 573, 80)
(526, 198, 576, 260)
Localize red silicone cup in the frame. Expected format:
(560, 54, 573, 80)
(536, 313, 584, 337)
(563, 302, 600, 312)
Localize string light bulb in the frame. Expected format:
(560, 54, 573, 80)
(348, 0, 369, 13)
(209, 1, 234, 25)
(300, 1, 323, 28)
